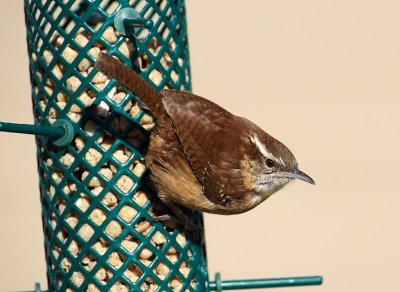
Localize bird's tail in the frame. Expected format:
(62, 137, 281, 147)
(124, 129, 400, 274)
(95, 53, 165, 119)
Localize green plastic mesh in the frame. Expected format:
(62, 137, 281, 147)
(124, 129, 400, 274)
(24, 0, 208, 291)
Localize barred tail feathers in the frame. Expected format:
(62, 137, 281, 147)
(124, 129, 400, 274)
(95, 53, 165, 119)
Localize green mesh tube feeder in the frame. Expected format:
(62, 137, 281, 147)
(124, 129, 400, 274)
(0, 0, 325, 290)
(24, 0, 206, 290)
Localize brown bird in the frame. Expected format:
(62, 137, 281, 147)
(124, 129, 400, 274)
(95, 54, 314, 227)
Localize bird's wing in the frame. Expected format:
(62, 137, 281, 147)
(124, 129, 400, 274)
(161, 89, 248, 207)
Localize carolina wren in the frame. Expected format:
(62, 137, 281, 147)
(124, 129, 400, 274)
(95, 54, 314, 223)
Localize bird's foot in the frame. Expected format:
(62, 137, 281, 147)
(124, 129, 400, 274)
(154, 214, 203, 231)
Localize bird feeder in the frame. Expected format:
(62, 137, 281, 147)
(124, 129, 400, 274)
(0, 0, 323, 290)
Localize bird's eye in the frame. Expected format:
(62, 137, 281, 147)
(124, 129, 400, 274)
(266, 158, 275, 168)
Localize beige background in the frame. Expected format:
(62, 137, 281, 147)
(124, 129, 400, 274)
(1, 0, 399, 291)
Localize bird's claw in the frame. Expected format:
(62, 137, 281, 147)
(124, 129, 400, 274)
(154, 214, 203, 231)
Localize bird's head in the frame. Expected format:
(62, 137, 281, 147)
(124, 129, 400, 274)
(241, 123, 315, 204)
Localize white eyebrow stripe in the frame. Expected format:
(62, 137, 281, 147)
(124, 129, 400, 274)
(250, 133, 286, 167)
(250, 134, 269, 157)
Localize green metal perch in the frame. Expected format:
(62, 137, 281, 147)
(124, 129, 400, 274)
(209, 273, 323, 290)
(0, 120, 74, 147)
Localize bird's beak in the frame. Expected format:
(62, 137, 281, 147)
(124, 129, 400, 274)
(281, 168, 315, 185)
